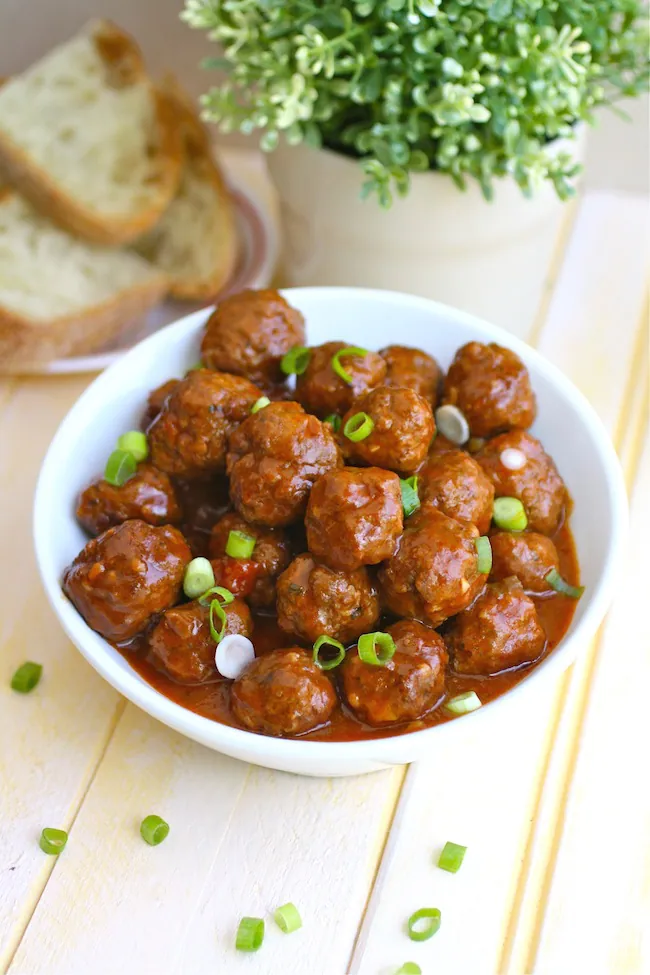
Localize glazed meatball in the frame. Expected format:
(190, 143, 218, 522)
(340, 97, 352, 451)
(209, 512, 292, 608)
(378, 504, 485, 627)
(201, 289, 306, 386)
(305, 467, 403, 571)
(418, 449, 494, 534)
(231, 648, 336, 736)
(148, 597, 252, 684)
(63, 520, 190, 642)
(227, 401, 342, 527)
(476, 430, 566, 535)
(148, 369, 261, 478)
(141, 378, 180, 431)
(445, 577, 546, 676)
(380, 345, 442, 406)
(341, 386, 435, 475)
(490, 531, 560, 593)
(277, 554, 380, 645)
(295, 341, 387, 418)
(76, 464, 181, 536)
(174, 474, 230, 558)
(341, 620, 448, 727)
(443, 341, 536, 438)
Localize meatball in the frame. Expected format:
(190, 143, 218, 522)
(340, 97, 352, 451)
(148, 369, 261, 478)
(380, 345, 442, 405)
(476, 430, 566, 535)
(295, 341, 387, 418)
(378, 505, 485, 627)
(490, 531, 560, 593)
(418, 449, 494, 534)
(148, 597, 252, 683)
(341, 620, 448, 727)
(141, 378, 180, 431)
(341, 386, 435, 475)
(443, 341, 536, 438)
(174, 473, 231, 558)
(445, 577, 546, 675)
(276, 554, 380, 645)
(227, 401, 342, 527)
(63, 520, 190, 642)
(231, 648, 336, 736)
(76, 464, 181, 536)
(209, 512, 292, 608)
(201, 289, 306, 386)
(305, 467, 403, 571)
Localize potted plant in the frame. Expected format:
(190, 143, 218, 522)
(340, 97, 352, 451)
(183, 0, 648, 334)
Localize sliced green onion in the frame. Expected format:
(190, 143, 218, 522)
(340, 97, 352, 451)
(444, 691, 482, 715)
(438, 841, 467, 873)
(396, 964, 422, 975)
(324, 413, 341, 432)
(331, 346, 369, 384)
(198, 585, 234, 606)
(407, 907, 441, 942)
(357, 631, 396, 666)
(104, 448, 137, 487)
(117, 430, 148, 462)
(273, 902, 302, 934)
(225, 530, 256, 559)
(492, 496, 528, 531)
(11, 661, 42, 693)
(400, 475, 420, 518)
(281, 345, 311, 376)
(435, 404, 469, 445)
(251, 396, 271, 414)
(208, 599, 228, 644)
(236, 917, 265, 952)
(475, 535, 492, 574)
(343, 412, 374, 443)
(183, 557, 215, 600)
(39, 828, 68, 855)
(545, 568, 584, 599)
(140, 814, 169, 846)
(313, 635, 346, 671)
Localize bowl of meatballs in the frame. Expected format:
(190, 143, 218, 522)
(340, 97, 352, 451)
(34, 287, 627, 777)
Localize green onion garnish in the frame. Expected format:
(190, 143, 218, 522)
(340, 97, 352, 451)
(251, 396, 271, 414)
(475, 535, 492, 574)
(396, 965, 422, 975)
(331, 346, 369, 384)
(407, 907, 441, 942)
(104, 448, 137, 487)
(236, 916, 265, 952)
(280, 345, 311, 376)
(492, 496, 528, 532)
(324, 414, 341, 432)
(273, 902, 302, 934)
(545, 568, 584, 599)
(140, 815, 169, 846)
(198, 586, 235, 606)
(117, 430, 149, 462)
(225, 530, 256, 559)
(39, 828, 68, 855)
(444, 691, 482, 715)
(183, 557, 215, 600)
(357, 631, 396, 666)
(11, 661, 42, 693)
(343, 412, 374, 443)
(400, 475, 420, 518)
(312, 635, 346, 671)
(438, 841, 467, 873)
(208, 599, 228, 644)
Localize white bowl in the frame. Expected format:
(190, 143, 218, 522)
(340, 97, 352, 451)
(33, 288, 628, 777)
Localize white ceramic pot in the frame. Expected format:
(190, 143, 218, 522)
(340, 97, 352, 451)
(267, 130, 586, 340)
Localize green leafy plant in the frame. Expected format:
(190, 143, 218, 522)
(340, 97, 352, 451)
(183, 0, 649, 205)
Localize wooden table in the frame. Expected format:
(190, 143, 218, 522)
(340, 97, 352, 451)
(1, 188, 648, 975)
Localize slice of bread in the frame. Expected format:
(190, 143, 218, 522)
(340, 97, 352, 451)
(134, 80, 238, 300)
(0, 189, 168, 372)
(0, 21, 181, 245)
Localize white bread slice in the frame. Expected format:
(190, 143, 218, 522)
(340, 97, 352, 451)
(0, 21, 182, 245)
(135, 81, 238, 299)
(0, 189, 168, 372)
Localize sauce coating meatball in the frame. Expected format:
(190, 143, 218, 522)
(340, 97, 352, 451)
(380, 345, 442, 405)
(443, 341, 536, 438)
(63, 520, 190, 642)
(476, 430, 566, 535)
(201, 289, 306, 386)
(76, 464, 181, 536)
(341, 620, 448, 727)
(378, 504, 485, 627)
(231, 648, 336, 736)
(305, 467, 403, 571)
(418, 449, 494, 534)
(209, 512, 292, 608)
(489, 531, 560, 593)
(295, 341, 387, 418)
(276, 553, 380, 645)
(227, 401, 342, 527)
(341, 386, 435, 475)
(445, 577, 546, 675)
(141, 378, 180, 431)
(148, 597, 252, 683)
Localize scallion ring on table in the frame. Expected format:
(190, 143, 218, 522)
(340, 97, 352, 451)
(407, 907, 441, 942)
(331, 346, 369, 384)
(39, 828, 68, 855)
(396, 964, 422, 975)
(444, 691, 482, 715)
(435, 404, 470, 445)
(343, 412, 374, 443)
(280, 345, 311, 376)
(438, 841, 467, 873)
(116, 430, 148, 462)
(400, 475, 420, 518)
(11, 661, 42, 693)
(236, 917, 265, 952)
(273, 902, 302, 934)
(545, 568, 585, 599)
(492, 496, 528, 532)
(104, 448, 137, 487)
(324, 413, 341, 432)
(198, 585, 234, 607)
(183, 557, 215, 600)
(251, 396, 271, 414)
(357, 631, 396, 666)
(312, 635, 346, 671)
(140, 815, 169, 846)
(225, 530, 256, 559)
(475, 535, 492, 574)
